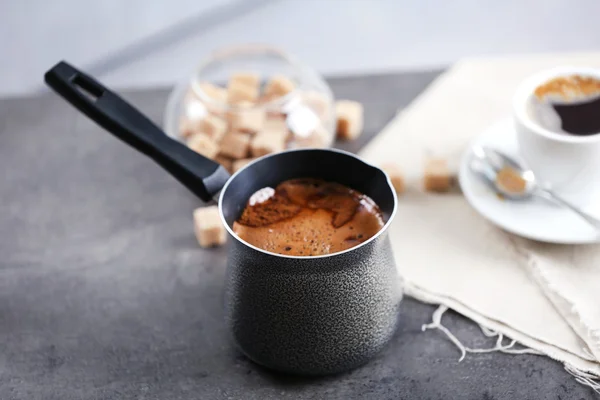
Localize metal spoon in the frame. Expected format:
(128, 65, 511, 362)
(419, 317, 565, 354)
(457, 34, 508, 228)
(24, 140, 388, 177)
(469, 145, 600, 230)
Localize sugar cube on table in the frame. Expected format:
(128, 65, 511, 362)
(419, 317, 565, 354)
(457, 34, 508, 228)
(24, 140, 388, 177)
(219, 132, 251, 159)
(195, 114, 227, 142)
(214, 155, 233, 173)
(230, 108, 266, 134)
(193, 206, 226, 247)
(263, 75, 295, 99)
(381, 163, 405, 195)
(187, 133, 219, 159)
(335, 100, 364, 140)
(424, 159, 452, 192)
(232, 158, 255, 173)
(251, 132, 286, 157)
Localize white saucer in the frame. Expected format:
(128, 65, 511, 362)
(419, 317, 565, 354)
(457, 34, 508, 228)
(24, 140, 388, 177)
(459, 118, 600, 244)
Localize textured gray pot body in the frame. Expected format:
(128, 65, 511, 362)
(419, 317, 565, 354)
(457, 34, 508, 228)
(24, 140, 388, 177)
(224, 230, 402, 375)
(218, 148, 401, 375)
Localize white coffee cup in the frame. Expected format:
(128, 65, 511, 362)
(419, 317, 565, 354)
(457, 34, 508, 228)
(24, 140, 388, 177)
(513, 66, 600, 204)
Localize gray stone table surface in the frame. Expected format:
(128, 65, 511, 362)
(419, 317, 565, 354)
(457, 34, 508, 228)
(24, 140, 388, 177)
(0, 72, 593, 400)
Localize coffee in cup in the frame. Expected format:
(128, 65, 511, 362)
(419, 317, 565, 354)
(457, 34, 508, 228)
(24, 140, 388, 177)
(232, 178, 384, 256)
(527, 75, 600, 136)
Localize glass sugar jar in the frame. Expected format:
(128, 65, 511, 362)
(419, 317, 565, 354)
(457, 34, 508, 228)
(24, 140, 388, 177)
(164, 44, 335, 173)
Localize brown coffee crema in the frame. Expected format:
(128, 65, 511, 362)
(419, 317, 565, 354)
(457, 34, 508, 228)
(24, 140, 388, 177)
(232, 178, 385, 256)
(529, 75, 600, 136)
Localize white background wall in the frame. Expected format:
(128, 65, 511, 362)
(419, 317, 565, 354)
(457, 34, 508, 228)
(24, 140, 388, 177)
(2, 0, 599, 96)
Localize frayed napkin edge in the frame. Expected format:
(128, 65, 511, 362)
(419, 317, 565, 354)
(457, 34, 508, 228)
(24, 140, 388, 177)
(404, 280, 600, 393)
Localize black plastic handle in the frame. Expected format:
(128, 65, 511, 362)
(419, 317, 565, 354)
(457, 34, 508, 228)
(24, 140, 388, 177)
(44, 61, 230, 202)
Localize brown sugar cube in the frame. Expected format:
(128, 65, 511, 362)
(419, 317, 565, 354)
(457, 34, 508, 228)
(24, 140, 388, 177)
(263, 75, 295, 99)
(224, 101, 252, 123)
(232, 158, 256, 173)
(230, 108, 266, 134)
(193, 206, 226, 247)
(227, 72, 260, 104)
(228, 81, 259, 104)
(381, 163, 405, 195)
(219, 132, 251, 159)
(187, 133, 219, 159)
(229, 101, 253, 109)
(262, 117, 290, 142)
(214, 155, 233, 173)
(424, 159, 452, 192)
(263, 117, 289, 133)
(335, 100, 364, 140)
(195, 114, 227, 142)
(251, 132, 286, 157)
(230, 72, 260, 89)
(228, 82, 260, 104)
(197, 82, 227, 103)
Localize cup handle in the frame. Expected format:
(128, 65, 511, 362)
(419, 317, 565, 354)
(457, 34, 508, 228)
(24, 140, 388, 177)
(44, 61, 230, 202)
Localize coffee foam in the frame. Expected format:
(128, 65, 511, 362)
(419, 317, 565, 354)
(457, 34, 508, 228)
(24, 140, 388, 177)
(233, 178, 384, 256)
(533, 75, 600, 104)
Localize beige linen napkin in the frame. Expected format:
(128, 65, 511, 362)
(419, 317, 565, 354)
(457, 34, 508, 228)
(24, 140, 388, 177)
(359, 52, 600, 382)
